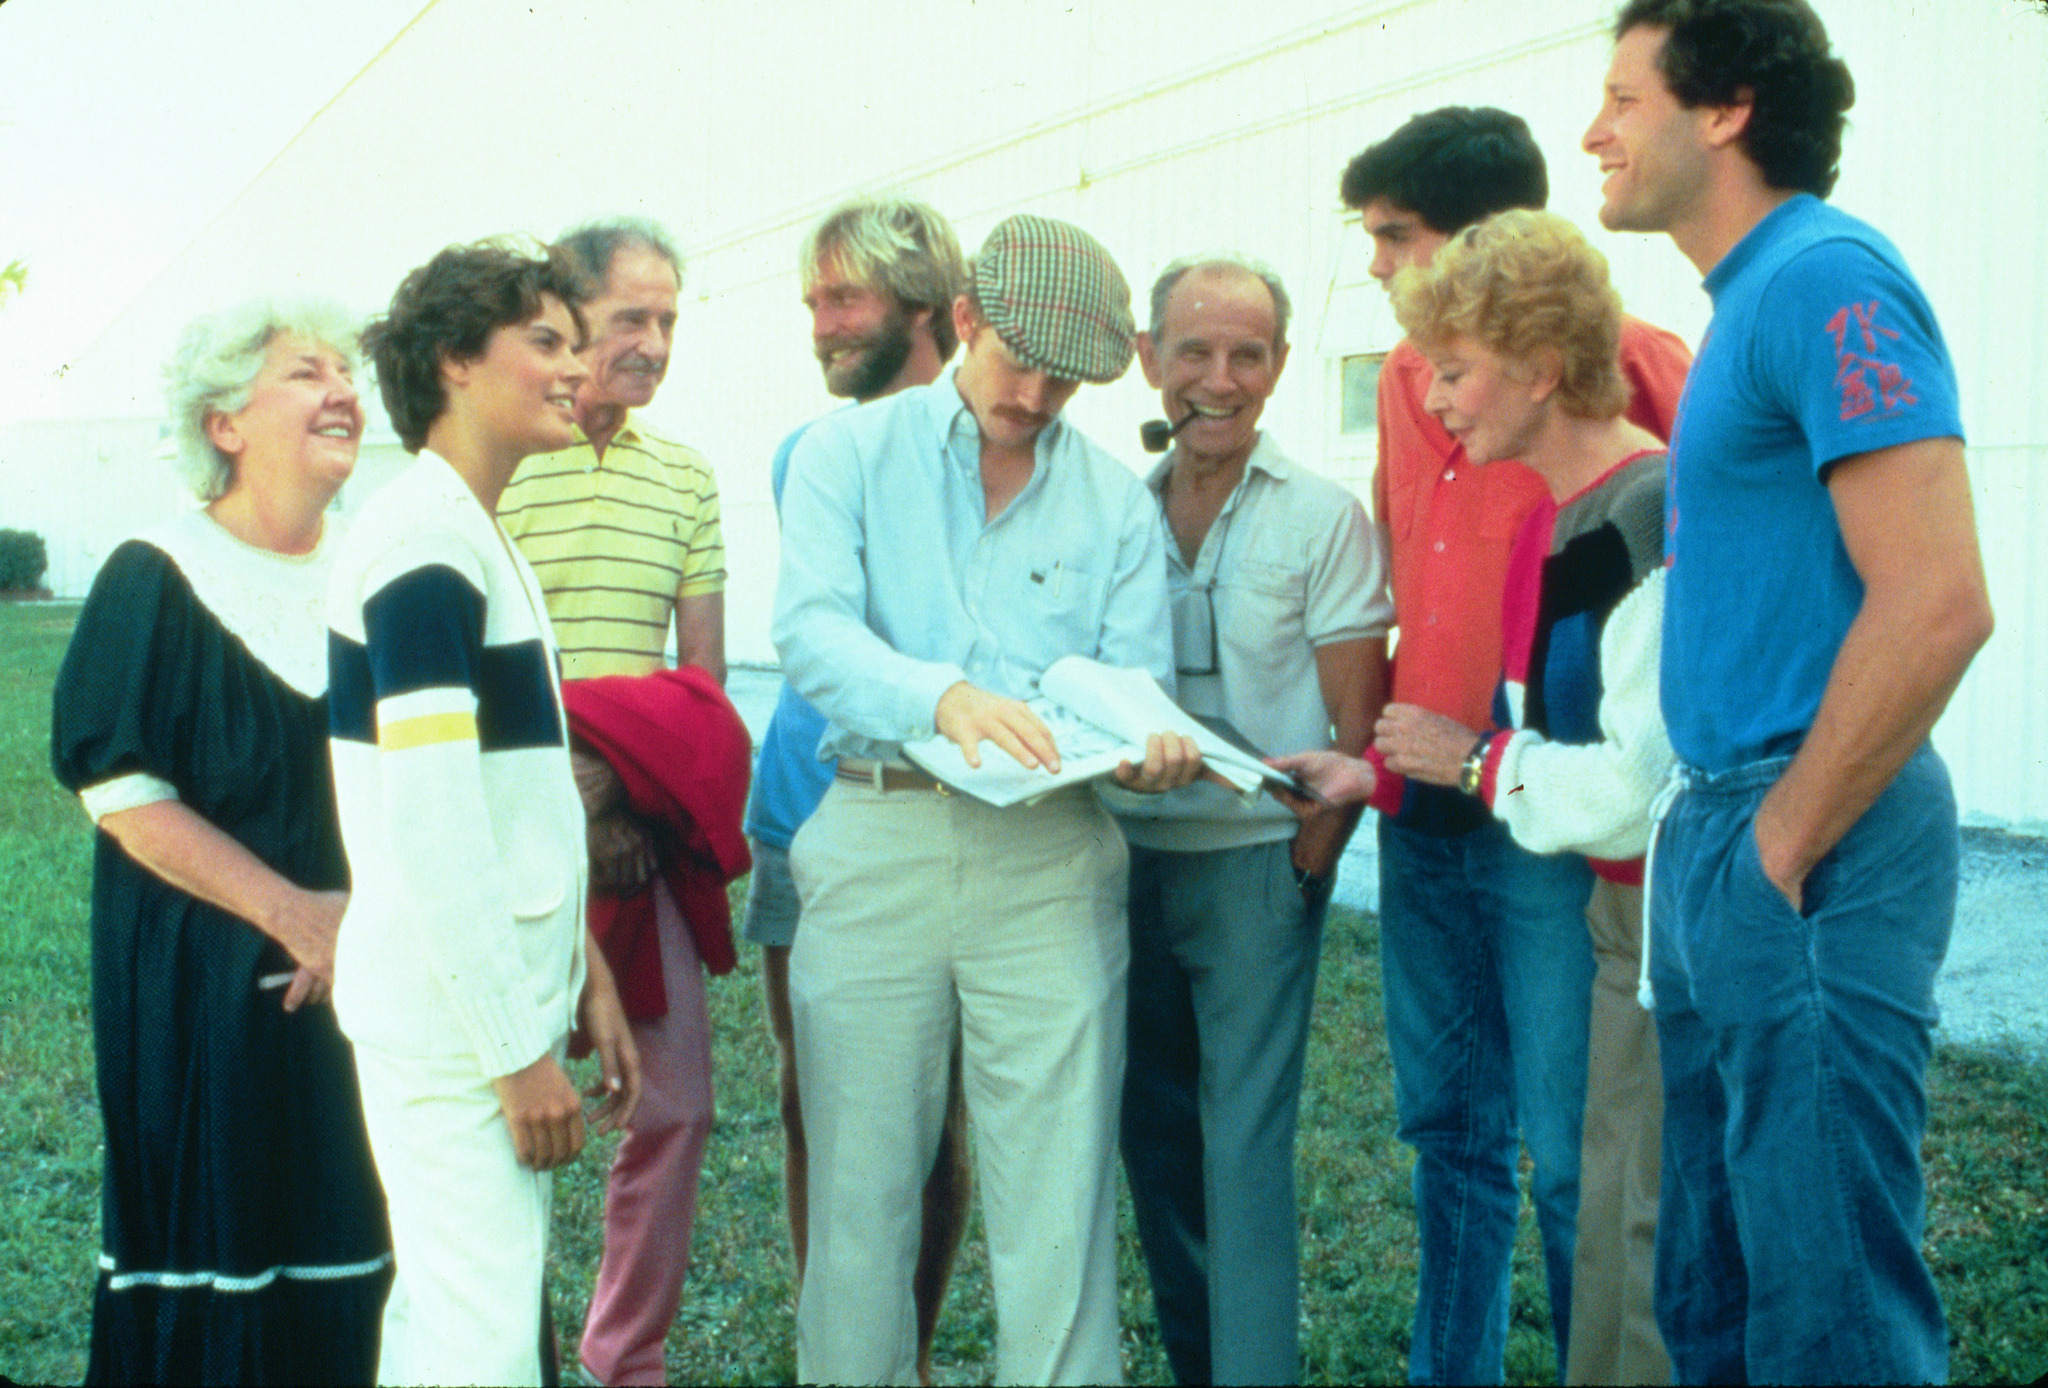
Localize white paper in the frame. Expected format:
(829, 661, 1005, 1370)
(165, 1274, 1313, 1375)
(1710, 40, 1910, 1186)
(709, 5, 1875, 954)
(899, 658, 1271, 807)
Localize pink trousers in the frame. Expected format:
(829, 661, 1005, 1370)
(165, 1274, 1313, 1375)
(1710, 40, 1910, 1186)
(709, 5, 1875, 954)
(579, 879, 716, 1386)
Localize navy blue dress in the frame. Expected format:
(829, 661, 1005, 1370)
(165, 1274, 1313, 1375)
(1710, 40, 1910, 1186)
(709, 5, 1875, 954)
(52, 537, 391, 1385)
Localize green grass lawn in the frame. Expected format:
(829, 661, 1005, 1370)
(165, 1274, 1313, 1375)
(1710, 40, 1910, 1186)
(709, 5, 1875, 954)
(3, 601, 2044, 1383)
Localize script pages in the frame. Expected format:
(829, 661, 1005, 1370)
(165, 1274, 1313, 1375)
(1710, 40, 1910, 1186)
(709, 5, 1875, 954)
(900, 656, 1275, 808)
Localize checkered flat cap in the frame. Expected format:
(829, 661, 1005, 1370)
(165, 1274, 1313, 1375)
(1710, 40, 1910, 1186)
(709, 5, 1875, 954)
(972, 214, 1136, 384)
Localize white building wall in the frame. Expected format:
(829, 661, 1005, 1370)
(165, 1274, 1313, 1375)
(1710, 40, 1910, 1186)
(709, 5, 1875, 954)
(1810, 0, 2048, 831)
(682, 0, 2048, 829)
(1, 0, 2041, 825)
(1, 418, 178, 598)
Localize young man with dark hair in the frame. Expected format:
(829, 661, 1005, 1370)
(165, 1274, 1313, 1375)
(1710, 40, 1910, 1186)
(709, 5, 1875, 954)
(1340, 108, 1692, 1384)
(1339, 105, 1549, 242)
(1585, 2, 1992, 1380)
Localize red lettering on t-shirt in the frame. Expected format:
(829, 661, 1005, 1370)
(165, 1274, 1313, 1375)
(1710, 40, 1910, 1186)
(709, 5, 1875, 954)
(1874, 360, 1918, 412)
(1826, 302, 1915, 422)
(1835, 364, 1876, 420)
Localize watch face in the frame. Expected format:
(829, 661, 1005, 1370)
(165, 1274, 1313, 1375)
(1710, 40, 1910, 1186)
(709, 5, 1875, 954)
(1460, 742, 1487, 796)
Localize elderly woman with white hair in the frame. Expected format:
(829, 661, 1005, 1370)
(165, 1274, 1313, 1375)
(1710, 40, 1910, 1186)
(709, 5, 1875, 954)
(51, 301, 392, 1385)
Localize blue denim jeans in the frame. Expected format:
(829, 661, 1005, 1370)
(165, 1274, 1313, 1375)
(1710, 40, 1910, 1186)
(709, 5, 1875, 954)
(1378, 815, 1595, 1385)
(1121, 840, 1326, 1386)
(1648, 745, 1955, 1385)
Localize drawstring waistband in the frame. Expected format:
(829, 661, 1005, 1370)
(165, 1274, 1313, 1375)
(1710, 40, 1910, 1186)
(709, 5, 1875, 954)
(1638, 765, 1689, 1010)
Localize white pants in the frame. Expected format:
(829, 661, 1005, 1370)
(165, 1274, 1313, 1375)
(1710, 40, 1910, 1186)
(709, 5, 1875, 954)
(354, 1043, 558, 1387)
(789, 781, 1129, 1386)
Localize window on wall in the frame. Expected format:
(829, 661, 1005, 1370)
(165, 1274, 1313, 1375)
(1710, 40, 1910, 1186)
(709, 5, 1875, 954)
(1339, 352, 1386, 436)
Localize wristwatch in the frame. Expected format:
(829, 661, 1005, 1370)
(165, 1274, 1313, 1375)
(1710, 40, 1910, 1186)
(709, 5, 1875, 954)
(1458, 733, 1491, 797)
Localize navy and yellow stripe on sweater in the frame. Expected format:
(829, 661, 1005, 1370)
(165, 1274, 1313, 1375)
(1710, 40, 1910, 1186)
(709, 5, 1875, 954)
(329, 563, 562, 753)
(325, 452, 587, 1078)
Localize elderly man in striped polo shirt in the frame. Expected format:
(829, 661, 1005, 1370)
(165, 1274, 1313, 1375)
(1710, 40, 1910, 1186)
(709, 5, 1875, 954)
(497, 216, 727, 1387)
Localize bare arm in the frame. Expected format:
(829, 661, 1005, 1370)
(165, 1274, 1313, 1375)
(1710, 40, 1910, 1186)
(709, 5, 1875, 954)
(1291, 636, 1385, 880)
(1373, 703, 1475, 788)
(98, 799, 344, 1011)
(578, 935, 643, 1135)
(674, 590, 726, 686)
(1754, 437, 1992, 907)
(570, 747, 656, 892)
(1267, 750, 1376, 809)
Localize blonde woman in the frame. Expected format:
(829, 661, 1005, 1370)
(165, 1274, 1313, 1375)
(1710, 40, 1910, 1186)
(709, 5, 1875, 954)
(1278, 209, 1677, 1385)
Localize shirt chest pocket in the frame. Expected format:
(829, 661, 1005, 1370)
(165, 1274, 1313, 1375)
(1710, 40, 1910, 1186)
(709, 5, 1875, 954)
(1217, 550, 1308, 649)
(1384, 465, 1423, 545)
(1002, 556, 1109, 663)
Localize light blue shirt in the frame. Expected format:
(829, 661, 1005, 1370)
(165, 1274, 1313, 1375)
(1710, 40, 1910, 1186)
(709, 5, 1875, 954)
(772, 369, 1174, 765)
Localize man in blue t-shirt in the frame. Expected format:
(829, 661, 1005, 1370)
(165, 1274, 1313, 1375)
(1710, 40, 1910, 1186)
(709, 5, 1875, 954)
(1583, 1, 1993, 1382)
(741, 194, 971, 1383)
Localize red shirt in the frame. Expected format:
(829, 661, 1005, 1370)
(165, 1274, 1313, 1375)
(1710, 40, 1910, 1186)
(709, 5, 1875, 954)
(1373, 315, 1693, 729)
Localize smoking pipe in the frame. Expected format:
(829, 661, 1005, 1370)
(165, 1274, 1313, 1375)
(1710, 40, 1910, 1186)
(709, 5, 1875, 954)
(1139, 408, 1200, 454)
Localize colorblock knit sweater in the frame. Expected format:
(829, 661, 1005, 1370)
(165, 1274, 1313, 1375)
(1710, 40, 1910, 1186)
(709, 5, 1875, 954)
(326, 451, 588, 1077)
(1477, 450, 1675, 880)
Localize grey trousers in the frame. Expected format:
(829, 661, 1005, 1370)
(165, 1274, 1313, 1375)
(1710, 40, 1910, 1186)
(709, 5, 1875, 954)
(1120, 839, 1326, 1386)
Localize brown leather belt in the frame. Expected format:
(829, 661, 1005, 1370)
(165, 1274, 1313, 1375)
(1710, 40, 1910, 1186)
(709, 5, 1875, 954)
(835, 759, 951, 794)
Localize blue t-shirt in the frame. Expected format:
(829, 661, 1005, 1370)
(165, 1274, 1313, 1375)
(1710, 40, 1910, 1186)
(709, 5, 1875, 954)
(743, 422, 835, 848)
(1661, 195, 1963, 772)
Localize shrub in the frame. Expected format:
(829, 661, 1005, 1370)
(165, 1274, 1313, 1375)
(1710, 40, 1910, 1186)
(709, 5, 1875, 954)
(0, 528, 48, 591)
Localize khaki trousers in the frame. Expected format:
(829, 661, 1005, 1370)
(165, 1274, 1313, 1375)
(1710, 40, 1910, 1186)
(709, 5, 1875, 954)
(788, 781, 1128, 1386)
(1566, 879, 1672, 1385)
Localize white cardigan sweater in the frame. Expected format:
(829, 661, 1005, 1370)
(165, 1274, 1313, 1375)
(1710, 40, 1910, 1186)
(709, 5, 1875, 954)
(326, 451, 587, 1077)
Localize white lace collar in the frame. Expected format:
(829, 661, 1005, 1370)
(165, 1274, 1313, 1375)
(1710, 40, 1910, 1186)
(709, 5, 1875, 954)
(136, 508, 338, 699)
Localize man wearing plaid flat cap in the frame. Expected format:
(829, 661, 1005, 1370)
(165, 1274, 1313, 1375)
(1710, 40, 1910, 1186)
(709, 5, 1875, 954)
(773, 212, 1202, 1385)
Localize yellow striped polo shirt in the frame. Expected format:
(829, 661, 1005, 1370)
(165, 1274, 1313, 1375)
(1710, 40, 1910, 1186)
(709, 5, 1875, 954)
(498, 417, 726, 679)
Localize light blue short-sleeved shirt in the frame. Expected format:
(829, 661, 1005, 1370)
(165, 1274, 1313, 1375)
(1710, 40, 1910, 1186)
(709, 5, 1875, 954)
(772, 369, 1174, 766)
(1114, 434, 1393, 852)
